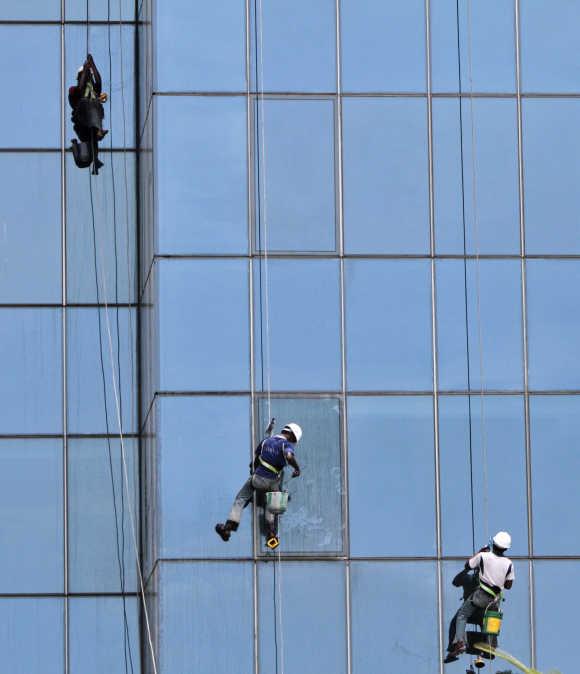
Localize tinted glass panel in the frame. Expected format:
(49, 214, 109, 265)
(254, 260, 341, 391)
(523, 100, 580, 254)
(68, 438, 138, 592)
(436, 260, 523, 391)
(348, 397, 436, 556)
(0, 440, 63, 593)
(439, 395, 528, 557)
(351, 562, 438, 673)
(256, 398, 343, 554)
(158, 259, 249, 391)
(0, 309, 62, 434)
(345, 260, 432, 391)
(341, 0, 426, 92)
(343, 98, 430, 254)
(65, 0, 133, 20)
(258, 562, 346, 674)
(156, 97, 248, 255)
(0, 154, 61, 302)
(530, 396, 580, 555)
(254, 99, 336, 252)
(526, 260, 580, 389)
(0, 2, 59, 19)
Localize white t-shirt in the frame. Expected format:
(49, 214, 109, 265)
(469, 551, 515, 590)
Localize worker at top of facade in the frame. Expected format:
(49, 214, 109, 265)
(215, 422, 302, 544)
(446, 531, 515, 662)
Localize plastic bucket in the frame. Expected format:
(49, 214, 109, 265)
(266, 491, 288, 515)
(483, 610, 502, 636)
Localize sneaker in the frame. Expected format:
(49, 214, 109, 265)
(448, 641, 466, 658)
(215, 523, 230, 542)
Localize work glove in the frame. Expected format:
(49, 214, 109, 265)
(291, 469, 300, 478)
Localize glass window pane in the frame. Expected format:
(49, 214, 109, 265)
(439, 395, 528, 557)
(258, 562, 347, 674)
(156, 0, 246, 91)
(530, 396, 580, 555)
(433, 99, 520, 254)
(254, 260, 341, 391)
(348, 397, 436, 556)
(255, 99, 336, 252)
(341, 0, 426, 93)
(535, 561, 579, 674)
(351, 562, 438, 673)
(67, 308, 136, 434)
(159, 259, 249, 391)
(0, 440, 63, 593)
(66, 154, 136, 303)
(156, 97, 248, 254)
(68, 438, 138, 592)
(345, 260, 432, 391)
(436, 260, 523, 391)
(343, 99, 430, 254)
(521, 1, 580, 93)
(158, 396, 252, 558)
(523, 100, 580, 254)
(256, 398, 343, 555)
(430, 0, 516, 93)
(65, 0, 133, 20)
(69, 597, 140, 674)
(0, 154, 61, 302)
(65, 25, 135, 147)
(0, 2, 59, 19)
(0, 27, 60, 148)
(250, 0, 336, 92)
(0, 599, 63, 674)
(0, 309, 62, 434)
(159, 562, 254, 673)
(527, 261, 580, 389)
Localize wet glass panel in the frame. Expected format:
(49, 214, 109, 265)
(0, 1, 59, 19)
(521, 1, 580, 93)
(530, 396, 580, 555)
(250, 0, 336, 92)
(68, 438, 138, 593)
(430, 0, 516, 93)
(0, 154, 61, 303)
(0, 440, 63, 593)
(69, 598, 140, 674)
(341, 0, 426, 93)
(436, 260, 523, 391)
(351, 562, 438, 673)
(523, 100, 580, 254)
(0, 308, 62, 434)
(159, 259, 249, 391)
(342, 98, 430, 254)
(65, 25, 135, 146)
(433, 98, 520, 255)
(254, 260, 341, 391)
(156, 0, 246, 91)
(158, 396, 252, 558)
(535, 561, 579, 674)
(157, 97, 248, 254)
(256, 398, 343, 555)
(527, 260, 580, 389)
(258, 562, 347, 674)
(67, 308, 137, 434)
(65, 0, 133, 20)
(159, 562, 254, 674)
(66, 153, 136, 303)
(345, 260, 432, 391)
(254, 99, 336, 252)
(439, 395, 528, 557)
(348, 397, 436, 556)
(0, 27, 60, 148)
(0, 599, 63, 674)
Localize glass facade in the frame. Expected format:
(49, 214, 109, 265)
(3, 2, 579, 674)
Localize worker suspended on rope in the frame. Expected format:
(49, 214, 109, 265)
(446, 531, 515, 663)
(68, 54, 108, 175)
(215, 422, 302, 546)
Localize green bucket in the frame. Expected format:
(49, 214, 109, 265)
(483, 610, 503, 636)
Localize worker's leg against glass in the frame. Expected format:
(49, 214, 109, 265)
(227, 477, 255, 525)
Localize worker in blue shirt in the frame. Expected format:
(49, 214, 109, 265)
(215, 422, 302, 542)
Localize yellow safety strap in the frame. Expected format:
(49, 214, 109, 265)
(479, 582, 499, 598)
(258, 456, 281, 475)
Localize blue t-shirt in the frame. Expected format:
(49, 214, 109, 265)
(254, 435, 295, 478)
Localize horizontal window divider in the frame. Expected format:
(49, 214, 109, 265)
(0, 433, 138, 440)
(0, 147, 136, 153)
(0, 591, 140, 598)
(149, 253, 580, 261)
(0, 19, 138, 25)
(150, 90, 580, 99)
(0, 303, 135, 308)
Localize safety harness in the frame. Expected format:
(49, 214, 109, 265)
(258, 455, 282, 476)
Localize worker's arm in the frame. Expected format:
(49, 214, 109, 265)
(464, 547, 487, 570)
(87, 54, 103, 95)
(250, 441, 263, 472)
(285, 450, 300, 477)
(504, 562, 515, 590)
(76, 63, 90, 97)
(504, 580, 513, 590)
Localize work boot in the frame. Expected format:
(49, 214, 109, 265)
(215, 523, 230, 541)
(448, 641, 466, 659)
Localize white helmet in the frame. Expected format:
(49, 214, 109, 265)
(492, 531, 512, 551)
(282, 423, 302, 444)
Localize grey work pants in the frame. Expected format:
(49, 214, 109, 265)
(453, 588, 496, 644)
(228, 473, 281, 529)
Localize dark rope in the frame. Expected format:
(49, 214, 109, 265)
(86, 0, 89, 52)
